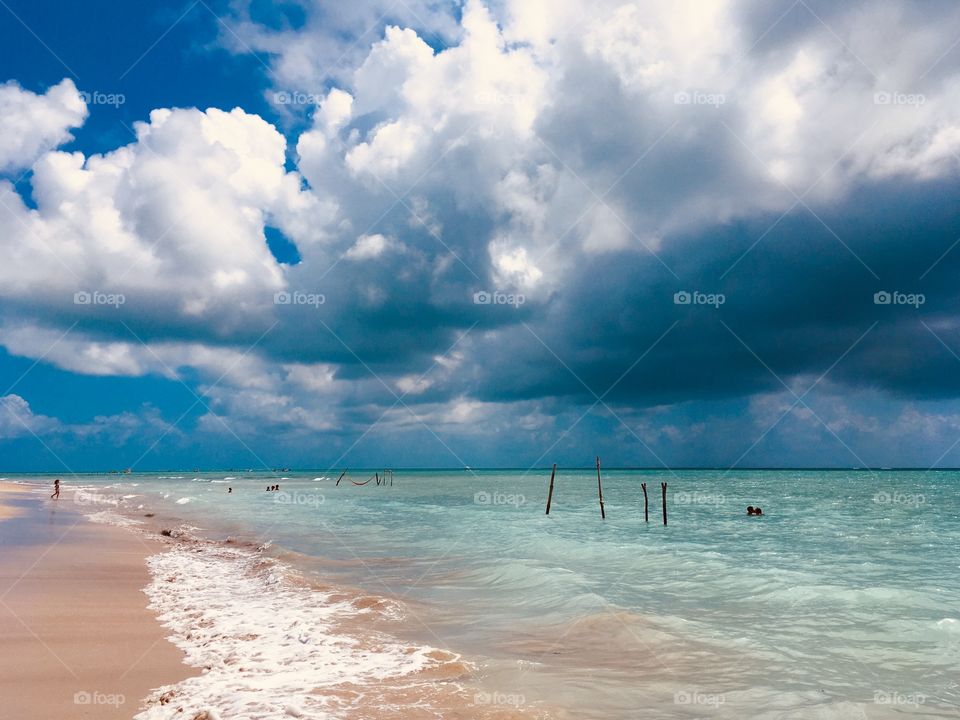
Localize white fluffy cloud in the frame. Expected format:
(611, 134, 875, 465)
(0, 394, 60, 438)
(0, 78, 87, 174)
(0, 105, 327, 335)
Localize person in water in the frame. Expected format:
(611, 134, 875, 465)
(228, 487, 232, 493)
(50, 478, 60, 500)
(747, 505, 754, 515)
(747, 506, 764, 516)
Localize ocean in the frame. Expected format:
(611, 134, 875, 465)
(10, 469, 960, 718)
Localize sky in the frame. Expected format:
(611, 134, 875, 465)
(2, 0, 960, 471)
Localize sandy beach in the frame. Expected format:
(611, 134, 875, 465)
(0, 482, 193, 719)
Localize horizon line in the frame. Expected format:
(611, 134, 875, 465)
(3, 466, 960, 474)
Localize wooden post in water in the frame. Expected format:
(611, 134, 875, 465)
(545, 463, 557, 515)
(336, 470, 347, 486)
(661, 482, 667, 525)
(641, 482, 649, 522)
(596, 456, 606, 520)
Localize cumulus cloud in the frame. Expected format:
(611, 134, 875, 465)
(0, 78, 87, 174)
(0, 394, 60, 439)
(0, 105, 330, 342)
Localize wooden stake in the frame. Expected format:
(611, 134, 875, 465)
(336, 470, 347, 486)
(596, 456, 606, 520)
(661, 481, 667, 526)
(641, 482, 648, 523)
(545, 463, 557, 515)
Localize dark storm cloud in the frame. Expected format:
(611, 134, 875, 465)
(466, 175, 960, 407)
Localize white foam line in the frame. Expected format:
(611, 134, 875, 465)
(135, 544, 456, 719)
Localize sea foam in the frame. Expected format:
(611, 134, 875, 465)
(135, 544, 464, 719)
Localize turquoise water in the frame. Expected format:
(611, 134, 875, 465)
(16, 469, 960, 718)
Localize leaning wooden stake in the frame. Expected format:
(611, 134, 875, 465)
(641, 482, 649, 522)
(661, 482, 667, 525)
(545, 463, 557, 515)
(596, 456, 606, 520)
(336, 469, 347, 487)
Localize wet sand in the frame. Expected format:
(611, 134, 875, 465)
(0, 482, 194, 719)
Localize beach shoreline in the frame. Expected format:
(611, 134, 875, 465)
(0, 481, 195, 719)
(0, 479, 543, 720)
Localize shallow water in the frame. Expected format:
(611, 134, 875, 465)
(15, 469, 960, 718)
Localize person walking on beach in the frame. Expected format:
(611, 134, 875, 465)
(50, 478, 60, 500)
